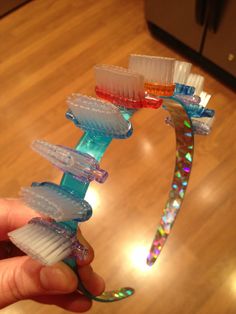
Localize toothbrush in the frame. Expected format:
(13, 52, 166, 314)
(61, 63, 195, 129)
(173, 67, 214, 117)
(173, 60, 196, 95)
(128, 54, 176, 96)
(8, 217, 88, 265)
(165, 115, 215, 135)
(168, 62, 214, 133)
(186, 73, 205, 96)
(128, 54, 214, 118)
(173, 60, 192, 85)
(31, 140, 108, 183)
(167, 86, 214, 135)
(199, 91, 212, 107)
(94, 64, 163, 109)
(20, 182, 93, 222)
(66, 93, 133, 139)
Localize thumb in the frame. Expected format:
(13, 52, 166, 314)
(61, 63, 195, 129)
(0, 256, 78, 308)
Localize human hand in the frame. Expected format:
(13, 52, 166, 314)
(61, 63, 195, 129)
(0, 198, 105, 312)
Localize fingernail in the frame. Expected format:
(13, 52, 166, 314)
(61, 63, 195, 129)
(40, 264, 77, 292)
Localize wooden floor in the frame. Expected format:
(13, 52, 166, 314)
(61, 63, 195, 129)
(0, 1, 236, 313)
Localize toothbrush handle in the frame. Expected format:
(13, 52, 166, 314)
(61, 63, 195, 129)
(61, 110, 135, 302)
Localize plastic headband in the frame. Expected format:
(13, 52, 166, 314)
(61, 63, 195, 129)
(9, 56, 214, 303)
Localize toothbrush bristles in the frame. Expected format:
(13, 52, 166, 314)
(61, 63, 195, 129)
(129, 54, 176, 96)
(67, 93, 132, 138)
(95, 64, 162, 109)
(20, 183, 92, 222)
(8, 219, 87, 265)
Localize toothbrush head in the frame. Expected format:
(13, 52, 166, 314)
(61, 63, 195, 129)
(174, 94, 201, 106)
(31, 140, 108, 183)
(8, 217, 88, 265)
(67, 94, 133, 139)
(186, 73, 205, 96)
(20, 182, 93, 222)
(165, 114, 215, 135)
(173, 60, 192, 84)
(199, 91, 212, 107)
(191, 116, 215, 135)
(173, 60, 195, 96)
(128, 54, 176, 96)
(94, 64, 162, 109)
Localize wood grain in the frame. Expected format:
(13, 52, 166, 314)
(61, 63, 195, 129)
(0, 1, 236, 313)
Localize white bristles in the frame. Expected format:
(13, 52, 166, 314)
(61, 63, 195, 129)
(95, 64, 145, 100)
(20, 185, 92, 222)
(129, 54, 175, 84)
(199, 91, 212, 107)
(173, 61, 192, 84)
(8, 223, 72, 265)
(186, 73, 205, 95)
(67, 94, 131, 137)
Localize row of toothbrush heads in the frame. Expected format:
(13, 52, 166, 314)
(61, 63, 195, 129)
(8, 54, 215, 301)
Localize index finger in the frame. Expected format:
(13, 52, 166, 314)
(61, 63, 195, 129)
(0, 198, 37, 240)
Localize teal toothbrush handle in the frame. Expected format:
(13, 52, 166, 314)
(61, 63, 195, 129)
(60, 110, 135, 302)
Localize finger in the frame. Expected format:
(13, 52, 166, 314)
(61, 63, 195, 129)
(0, 199, 37, 240)
(0, 256, 78, 309)
(76, 229, 94, 266)
(33, 292, 92, 313)
(78, 265, 105, 296)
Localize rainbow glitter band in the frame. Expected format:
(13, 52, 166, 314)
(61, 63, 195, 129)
(95, 86, 163, 109)
(147, 97, 194, 265)
(144, 82, 176, 96)
(77, 276, 134, 303)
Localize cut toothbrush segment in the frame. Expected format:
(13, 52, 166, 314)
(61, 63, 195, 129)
(168, 102, 214, 118)
(186, 73, 205, 95)
(174, 83, 195, 96)
(173, 60, 192, 84)
(67, 94, 133, 138)
(175, 92, 211, 108)
(165, 116, 215, 135)
(20, 182, 92, 222)
(32, 140, 108, 183)
(191, 116, 215, 135)
(8, 218, 88, 265)
(175, 94, 201, 106)
(94, 64, 162, 109)
(144, 82, 176, 97)
(174, 65, 205, 97)
(199, 91, 212, 107)
(163, 93, 215, 118)
(128, 54, 176, 96)
(95, 64, 145, 99)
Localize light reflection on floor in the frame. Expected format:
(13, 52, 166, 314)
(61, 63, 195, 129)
(127, 244, 153, 274)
